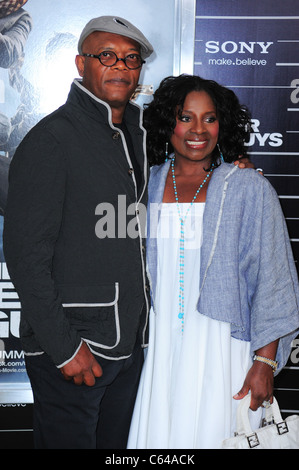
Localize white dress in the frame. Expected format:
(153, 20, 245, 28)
(128, 203, 261, 449)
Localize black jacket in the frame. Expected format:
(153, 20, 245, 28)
(3, 80, 149, 367)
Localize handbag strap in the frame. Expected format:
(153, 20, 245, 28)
(236, 395, 283, 435)
(236, 394, 254, 435)
(264, 397, 284, 424)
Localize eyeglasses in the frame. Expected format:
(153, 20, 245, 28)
(82, 51, 145, 70)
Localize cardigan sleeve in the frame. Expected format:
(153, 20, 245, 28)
(249, 178, 299, 373)
(3, 128, 82, 367)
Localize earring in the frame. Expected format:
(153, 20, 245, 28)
(217, 143, 224, 163)
(165, 142, 169, 161)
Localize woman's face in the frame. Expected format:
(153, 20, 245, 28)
(170, 90, 219, 165)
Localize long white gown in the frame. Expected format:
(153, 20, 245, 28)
(128, 203, 261, 449)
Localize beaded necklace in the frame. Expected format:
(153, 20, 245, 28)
(171, 156, 215, 333)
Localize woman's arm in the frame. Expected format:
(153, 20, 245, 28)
(233, 339, 279, 410)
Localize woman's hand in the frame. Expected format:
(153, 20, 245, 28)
(233, 340, 278, 410)
(233, 361, 274, 410)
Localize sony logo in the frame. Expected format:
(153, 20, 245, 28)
(205, 41, 273, 54)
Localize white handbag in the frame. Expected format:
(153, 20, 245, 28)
(222, 395, 299, 449)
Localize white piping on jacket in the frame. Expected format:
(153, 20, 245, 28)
(73, 80, 150, 348)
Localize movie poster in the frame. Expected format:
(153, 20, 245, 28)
(0, 0, 180, 402)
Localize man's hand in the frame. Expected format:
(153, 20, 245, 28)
(234, 156, 255, 169)
(60, 341, 103, 386)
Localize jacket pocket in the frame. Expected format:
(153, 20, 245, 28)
(60, 282, 120, 350)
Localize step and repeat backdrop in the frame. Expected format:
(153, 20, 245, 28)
(0, 0, 178, 397)
(0, 0, 179, 447)
(194, 0, 299, 417)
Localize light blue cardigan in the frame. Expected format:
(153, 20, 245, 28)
(146, 160, 299, 373)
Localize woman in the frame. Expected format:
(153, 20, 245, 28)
(128, 75, 299, 449)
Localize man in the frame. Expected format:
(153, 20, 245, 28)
(3, 16, 153, 449)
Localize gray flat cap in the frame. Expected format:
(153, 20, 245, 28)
(78, 16, 154, 59)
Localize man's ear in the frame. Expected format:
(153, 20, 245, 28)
(75, 55, 85, 77)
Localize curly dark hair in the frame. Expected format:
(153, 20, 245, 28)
(143, 74, 252, 167)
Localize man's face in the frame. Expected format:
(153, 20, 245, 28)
(76, 31, 142, 117)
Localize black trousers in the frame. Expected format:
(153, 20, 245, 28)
(25, 343, 144, 449)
